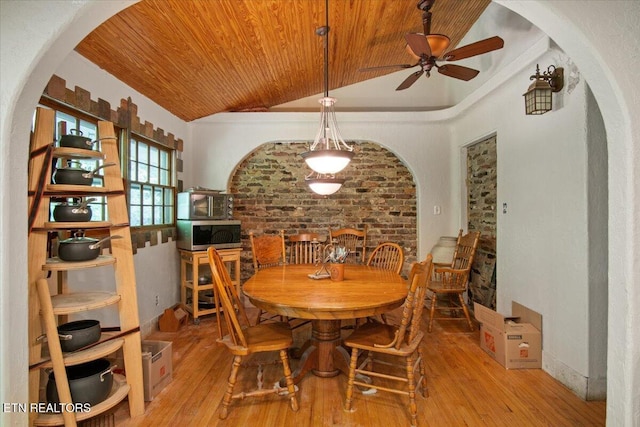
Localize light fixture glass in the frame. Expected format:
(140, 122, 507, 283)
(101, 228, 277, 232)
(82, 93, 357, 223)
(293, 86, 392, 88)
(523, 64, 564, 115)
(405, 34, 451, 59)
(302, 0, 353, 195)
(523, 79, 553, 115)
(307, 175, 345, 195)
(302, 97, 354, 175)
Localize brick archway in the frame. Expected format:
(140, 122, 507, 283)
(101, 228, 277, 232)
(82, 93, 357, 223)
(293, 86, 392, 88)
(229, 141, 417, 281)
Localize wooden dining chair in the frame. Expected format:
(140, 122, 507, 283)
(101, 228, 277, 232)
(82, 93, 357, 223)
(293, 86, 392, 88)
(344, 254, 434, 427)
(288, 232, 322, 265)
(329, 226, 367, 264)
(207, 247, 299, 419)
(249, 230, 287, 324)
(249, 230, 286, 271)
(366, 242, 404, 274)
(362, 242, 405, 324)
(426, 230, 480, 332)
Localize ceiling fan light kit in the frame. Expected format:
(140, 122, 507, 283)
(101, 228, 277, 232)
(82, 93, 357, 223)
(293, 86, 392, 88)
(406, 34, 450, 59)
(302, 0, 353, 195)
(523, 64, 564, 115)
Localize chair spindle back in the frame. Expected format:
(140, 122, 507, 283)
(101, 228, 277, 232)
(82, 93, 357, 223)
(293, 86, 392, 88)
(367, 242, 404, 274)
(288, 233, 321, 264)
(394, 254, 433, 349)
(208, 247, 250, 345)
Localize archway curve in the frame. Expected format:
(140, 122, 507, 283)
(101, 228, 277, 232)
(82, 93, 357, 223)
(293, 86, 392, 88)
(2, 1, 637, 424)
(227, 140, 418, 281)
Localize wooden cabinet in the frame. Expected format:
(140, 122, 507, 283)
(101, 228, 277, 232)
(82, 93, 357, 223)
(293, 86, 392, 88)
(179, 248, 241, 324)
(27, 108, 144, 426)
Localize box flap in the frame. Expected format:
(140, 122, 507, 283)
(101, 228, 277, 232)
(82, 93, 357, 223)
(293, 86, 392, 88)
(512, 301, 542, 331)
(474, 302, 507, 330)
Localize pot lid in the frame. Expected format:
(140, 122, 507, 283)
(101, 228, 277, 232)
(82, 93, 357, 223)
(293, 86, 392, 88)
(60, 235, 98, 244)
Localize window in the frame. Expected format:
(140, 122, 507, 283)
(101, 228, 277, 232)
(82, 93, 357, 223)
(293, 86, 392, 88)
(128, 136, 174, 227)
(35, 101, 176, 229)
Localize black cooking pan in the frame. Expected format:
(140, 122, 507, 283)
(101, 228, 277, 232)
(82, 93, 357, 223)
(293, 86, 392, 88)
(57, 320, 101, 352)
(53, 162, 115, 186)
(58, 234, 122, 262)
(52, 198, 95, 222)
(47, 358, 114, 406)
(58, 130, 116, 150)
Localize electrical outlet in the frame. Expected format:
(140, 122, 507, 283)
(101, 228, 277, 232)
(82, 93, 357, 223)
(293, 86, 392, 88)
(155, 295, 159, 306)
(433, 205, 441, 215)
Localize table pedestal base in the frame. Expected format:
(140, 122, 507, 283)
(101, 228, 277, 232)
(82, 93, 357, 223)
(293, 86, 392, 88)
(286, 319, 352, 385)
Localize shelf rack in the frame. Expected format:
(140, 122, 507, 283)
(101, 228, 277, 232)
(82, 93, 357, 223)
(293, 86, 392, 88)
(27, 107, 145, 426)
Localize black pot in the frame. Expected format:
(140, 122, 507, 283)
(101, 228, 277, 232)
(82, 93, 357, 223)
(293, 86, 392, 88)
(52, 198, 95, 222)
(53, 162, 115, 186)
(47, 358, 114, 406)
(58, 130, 117, 150)
(58, 234, 122, 262)
(59, 129, 94, 149)
(57, 320, 101, 352)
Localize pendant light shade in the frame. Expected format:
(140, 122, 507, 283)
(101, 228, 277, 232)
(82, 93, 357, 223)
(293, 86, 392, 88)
(302, 98, 354, 175)
(307, 176, 345, 195)
(303, 0, 353, 195)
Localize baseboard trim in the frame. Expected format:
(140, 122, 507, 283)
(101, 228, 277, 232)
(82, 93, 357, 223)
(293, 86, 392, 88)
(542, 350, 606, 401)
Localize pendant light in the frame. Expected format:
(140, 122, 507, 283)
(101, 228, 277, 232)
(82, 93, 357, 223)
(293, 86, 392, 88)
(303, 0, 353, 195)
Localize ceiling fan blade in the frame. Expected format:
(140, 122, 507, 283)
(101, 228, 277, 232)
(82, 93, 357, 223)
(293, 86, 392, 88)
(359, 63, 418, 72)
(443, 36, 504, 61)
(437, 64, 479, 81)
(396, 70, 423, 91)
(405, 33, 431, 58)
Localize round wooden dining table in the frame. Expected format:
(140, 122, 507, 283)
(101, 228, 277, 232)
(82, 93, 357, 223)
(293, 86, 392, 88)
(243, 264, 407, 383)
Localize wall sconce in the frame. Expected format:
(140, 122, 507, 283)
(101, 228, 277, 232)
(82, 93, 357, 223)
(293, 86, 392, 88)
(523, 64, 564, 115)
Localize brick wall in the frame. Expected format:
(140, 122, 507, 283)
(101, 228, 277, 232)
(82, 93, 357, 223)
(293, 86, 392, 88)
(466, 135, 497, 309)
(229, 141, 417, 282)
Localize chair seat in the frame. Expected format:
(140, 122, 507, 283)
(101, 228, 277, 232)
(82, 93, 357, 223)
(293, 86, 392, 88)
(345, 322, 423, 356)
(427, 280, 466, 293)
(219, 322, 293, 355)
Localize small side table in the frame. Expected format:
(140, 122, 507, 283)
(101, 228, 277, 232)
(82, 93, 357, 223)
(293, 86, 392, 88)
(179, 248, 241, 324)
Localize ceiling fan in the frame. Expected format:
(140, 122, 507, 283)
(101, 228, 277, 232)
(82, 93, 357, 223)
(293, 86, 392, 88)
(361, 0, 504, 90)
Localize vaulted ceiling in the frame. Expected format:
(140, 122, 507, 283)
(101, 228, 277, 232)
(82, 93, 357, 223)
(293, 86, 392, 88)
(75, 0, 492, 122)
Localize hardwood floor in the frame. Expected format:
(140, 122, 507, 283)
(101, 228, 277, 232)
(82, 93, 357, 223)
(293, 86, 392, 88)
(112, 309, 605, 426)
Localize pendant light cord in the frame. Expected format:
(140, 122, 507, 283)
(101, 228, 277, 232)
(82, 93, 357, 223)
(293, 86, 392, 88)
(324, 0, 329, 98)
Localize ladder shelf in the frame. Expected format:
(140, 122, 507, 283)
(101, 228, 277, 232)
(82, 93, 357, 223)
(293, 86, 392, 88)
(28, 107, 145, 427)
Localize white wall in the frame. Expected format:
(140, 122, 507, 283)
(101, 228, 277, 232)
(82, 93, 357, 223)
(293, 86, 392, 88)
(450, 46, 607, 397)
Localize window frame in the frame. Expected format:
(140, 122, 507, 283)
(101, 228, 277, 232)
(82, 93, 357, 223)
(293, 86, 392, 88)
(125, 133, 176, 230)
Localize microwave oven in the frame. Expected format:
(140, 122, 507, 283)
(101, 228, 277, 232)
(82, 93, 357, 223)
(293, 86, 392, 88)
(176, 220, 242, 251)
(177, 189, 234, 220)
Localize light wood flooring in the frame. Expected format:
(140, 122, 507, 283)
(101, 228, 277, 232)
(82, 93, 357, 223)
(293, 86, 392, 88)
(112, 309, 606, 426)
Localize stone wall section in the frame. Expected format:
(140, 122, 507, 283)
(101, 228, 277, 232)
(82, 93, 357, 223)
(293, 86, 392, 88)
(466, 135, 497, 309)
(229, 141, 418, 282)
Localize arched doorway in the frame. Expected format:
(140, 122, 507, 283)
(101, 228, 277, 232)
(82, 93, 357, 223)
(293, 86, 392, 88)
(228, 141, 417, 281)
(2, 1, 637, 424)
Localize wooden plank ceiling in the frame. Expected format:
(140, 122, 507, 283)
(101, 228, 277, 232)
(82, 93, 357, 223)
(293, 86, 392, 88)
(76, 0, 490, 122)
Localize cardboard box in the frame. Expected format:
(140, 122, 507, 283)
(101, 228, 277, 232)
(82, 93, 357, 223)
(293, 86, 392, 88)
(142, 340, 173, 401)
(474, 301, 542, 369)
